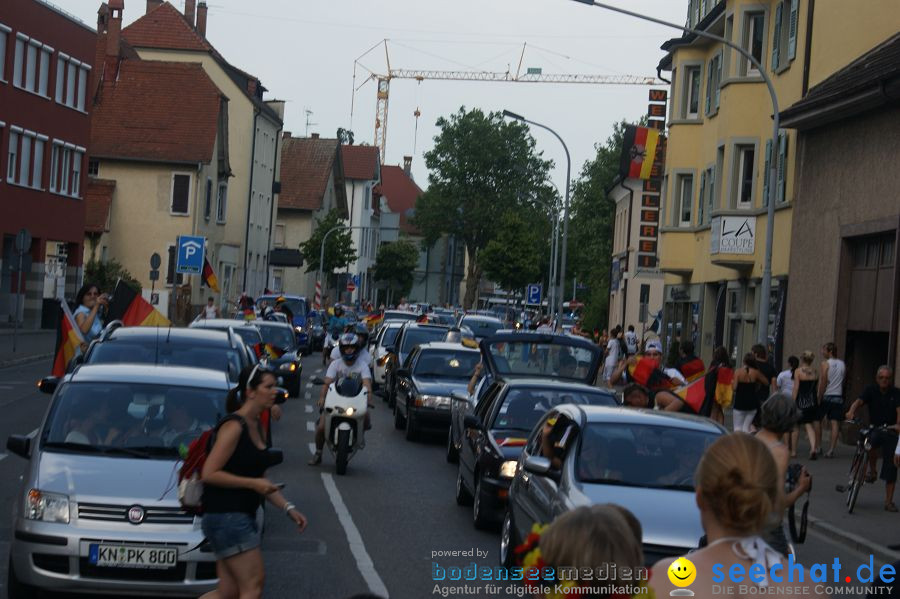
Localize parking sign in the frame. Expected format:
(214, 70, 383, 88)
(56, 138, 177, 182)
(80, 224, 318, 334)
(176, 235, 205, 275)
(526, 284, 542, 305)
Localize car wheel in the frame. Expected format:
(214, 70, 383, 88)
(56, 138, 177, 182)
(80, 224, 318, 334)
(405, 405, 418, 442)
(500, 510, 517, 567)
(393, 400, 405, 430)
(455, 467, 473, 506)
(446, 426, 459, 463)
(7, 556, 37, 599)
(473, 475, 492, 530)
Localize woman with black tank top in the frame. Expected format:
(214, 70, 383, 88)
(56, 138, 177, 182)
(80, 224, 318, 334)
(200, 364, 307, 599)
(792, 351, 820, 460)
(732, 353, 769, 432)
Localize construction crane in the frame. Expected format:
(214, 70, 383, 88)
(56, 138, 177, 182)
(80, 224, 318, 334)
(353, 40, 663, 161)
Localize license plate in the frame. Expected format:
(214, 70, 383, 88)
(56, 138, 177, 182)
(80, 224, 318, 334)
(88, 544, 178, 569)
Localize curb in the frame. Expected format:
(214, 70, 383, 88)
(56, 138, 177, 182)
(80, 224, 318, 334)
(0, 353, 54, 370)
(808, 515, 900, 564)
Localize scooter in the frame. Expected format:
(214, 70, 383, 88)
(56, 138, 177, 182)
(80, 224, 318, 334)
(313, 376, 368, 475)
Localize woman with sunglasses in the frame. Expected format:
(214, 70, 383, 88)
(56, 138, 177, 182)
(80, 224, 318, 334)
(73, 282, 108, 344)
(200, 364, 307, 599)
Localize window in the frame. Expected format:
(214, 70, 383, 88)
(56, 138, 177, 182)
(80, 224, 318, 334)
(49, 143, 59, 191)
(7, 129, 46, 188)
(705, 53, 722, 115)
(12, 34, 52, 96)
(0, 24, 9, 81)
(204, 178, 212, 220)
(763, 132, 789, 206)
(683, 66, 702, 119)
(32, 137, 44, 188)
(166, 245, 185, 286)
(55, 54, 91, 111)
(38, 45, 51, 96)
(272, 269, 283, 292)
(771, 0, 799, 71)
(13, 34, 24, 87)
(274, 224, 285, 247)
(18, 134, 30, 185)
(677, 174, 694, 226)
(71, 149, 82, 197)
(742, 12, 765, 76)
(216, 182, 227, 222)
(705, 166, 716, 223)
(697, 171, 707, 225)
(48, 142, 84, 197)
(735, 146, 755, 207)
(171, 173, 191, 214)
(60, 147, 70, 194)
(87, 159, 99, 176)
(8, 130, 19, 181)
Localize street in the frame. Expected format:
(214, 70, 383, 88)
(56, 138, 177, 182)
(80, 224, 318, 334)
(0, 354, 895, 598)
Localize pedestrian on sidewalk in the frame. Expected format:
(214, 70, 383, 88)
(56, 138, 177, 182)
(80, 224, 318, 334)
(753, 344, 778, 424)
(733, 353, 768, 433)
(201, 297, 220, 320)
(793, 351, 820, 460)
(602, 325, 622, 382)
(624, 324, 638, 356)
(818, 342, 847, 458)
(776, 356, 800, 457)
(845, 365, 900, 512)
(704, 346, 732, 425)
(73, 282, 108, 344)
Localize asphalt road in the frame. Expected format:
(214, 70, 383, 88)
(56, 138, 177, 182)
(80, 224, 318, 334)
(0, 355, 890, 598)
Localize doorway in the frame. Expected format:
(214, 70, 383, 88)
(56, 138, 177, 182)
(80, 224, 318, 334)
(844, 330, 889, 409)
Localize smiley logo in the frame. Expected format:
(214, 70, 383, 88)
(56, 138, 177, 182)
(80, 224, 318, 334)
(667, 557, 696, 588)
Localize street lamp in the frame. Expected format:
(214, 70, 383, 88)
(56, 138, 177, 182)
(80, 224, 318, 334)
(570, 0, 780, 345)
(503, 109, 572, 332)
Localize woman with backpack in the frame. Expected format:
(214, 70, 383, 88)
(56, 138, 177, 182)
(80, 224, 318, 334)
(200, 364, 307, 599)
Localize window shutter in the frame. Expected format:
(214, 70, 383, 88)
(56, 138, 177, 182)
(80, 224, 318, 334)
(706, 64, 712, 114)
(698, 170, 707, 223)
(763, 139, 773, 207)
(771, 3, 783, 70)
(708, 165, 716, 215)
(777, 132, 788, 203)
(715, 55, 722, 108)
(788, 0, 799, 60)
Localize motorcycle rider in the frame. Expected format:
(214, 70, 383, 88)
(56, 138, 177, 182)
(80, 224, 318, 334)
(309, 333, 373, 466)
(322, 304, 349, 366)
(328, 323, 374, 370)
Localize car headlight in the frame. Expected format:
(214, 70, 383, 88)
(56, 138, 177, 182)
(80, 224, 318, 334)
(26, 489, 70, 524)
(499, 460, 518, 479)
(279, 362, 298, 372)
(418, 394, 451, 408)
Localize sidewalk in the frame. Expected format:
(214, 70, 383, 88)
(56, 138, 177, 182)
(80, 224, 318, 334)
(0, 328, 56, 368)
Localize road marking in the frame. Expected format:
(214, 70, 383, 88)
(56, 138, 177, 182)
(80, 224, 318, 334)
(305, 405, 313, 413)
(0, 385, 14, 390)
(316, 368, 323, 374)
(0, 454, 7, 463)
(306, 421, 315, 432)
(308, 443, 316, 455)
(304, 392, 311, 401)
(321, 474, 389, 598)
(305, 382, 313, 389)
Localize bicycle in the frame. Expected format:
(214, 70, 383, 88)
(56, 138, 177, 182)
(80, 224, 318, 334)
(836, 420, 896, 514)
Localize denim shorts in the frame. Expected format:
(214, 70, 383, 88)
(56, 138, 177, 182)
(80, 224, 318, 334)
(201, 512, 260, 559)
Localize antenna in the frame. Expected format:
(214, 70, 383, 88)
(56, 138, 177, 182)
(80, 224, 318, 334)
(304, 108, 318, 137)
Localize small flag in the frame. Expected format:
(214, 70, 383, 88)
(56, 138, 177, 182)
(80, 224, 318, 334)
(628, 356, 675, 392)
(416, 313, 428, 323)
(364, 313, 384, 330)
(620, 125, 660, 180)
(253, 342, 285, 360)
(674, 377, 707, 414)
(679, 357, 706, 382)
(107, 280, 171, 327)
(51, 300, 86, 377)
(202, 257, 220, 293)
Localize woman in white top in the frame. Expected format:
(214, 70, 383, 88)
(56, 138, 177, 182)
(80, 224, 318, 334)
(775, 355, 799, 456)
(603, 325, 621, 382)
(651, 433, 827, 599)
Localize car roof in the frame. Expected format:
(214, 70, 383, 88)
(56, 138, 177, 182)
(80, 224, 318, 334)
(460, 314, 502, 323)
(258, 294, 307, 301)
(68, 364, 231, 389)
(106, 327, 232, 345)
(253, 320, 293, 330)
(417, 341, 480, 352)
(483, 330, 597, 348)
(191, 319, 260, 328)
(570, 405, 726, 433)
(400, 322, 450, 331)
(499, 378, 615, 393)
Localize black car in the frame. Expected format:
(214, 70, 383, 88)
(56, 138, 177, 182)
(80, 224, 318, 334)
(457, 314, 504, 342)
(189, 318, 264, 355)
(383, 322, 450, 408)
(79, 325, 251, 383)
(253, 321, 303, 397)
(392, 342, 481, 441)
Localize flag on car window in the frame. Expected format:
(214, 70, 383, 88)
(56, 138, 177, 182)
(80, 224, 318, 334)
(51, 300, 85, 377)
(107, 280, 171, 327)
(201, 257, 220, 292)
(254, 342, 285, 360)
(619, 125, 660, 180)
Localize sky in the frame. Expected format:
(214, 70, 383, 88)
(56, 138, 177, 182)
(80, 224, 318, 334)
(52, 0, 686, 193)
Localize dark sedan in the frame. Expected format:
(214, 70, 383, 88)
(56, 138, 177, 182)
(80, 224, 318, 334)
(383, 322, 450, 408)
(455, 378, 616, 530)
(392, 342, 481, 441)
(254, 321, 303, 397)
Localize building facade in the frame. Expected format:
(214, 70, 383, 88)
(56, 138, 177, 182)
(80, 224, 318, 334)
(341, 145, 381, 305)
(0, 0, 95, 327)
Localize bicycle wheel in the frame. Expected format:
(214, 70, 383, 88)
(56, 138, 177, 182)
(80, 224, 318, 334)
(845, 450, 862, 507)
(847, 450, 867, 514)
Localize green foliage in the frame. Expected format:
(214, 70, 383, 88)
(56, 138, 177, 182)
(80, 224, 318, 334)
(299, 209, 357, 276)
(413, 107, 553, 308)
(373, 239, 420, 298)
(480, 211, 544, 294)
(84, 258, 140, 293)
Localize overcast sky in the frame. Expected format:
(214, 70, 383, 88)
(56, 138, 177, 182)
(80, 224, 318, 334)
(55, 0, 684, 192)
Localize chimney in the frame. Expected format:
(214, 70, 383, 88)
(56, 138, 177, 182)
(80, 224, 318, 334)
(106, 0, 123, 60)
(146, 0, 162, 14)
(184, 0, 196, 27)
(403, 156, 412, 176)
(196, 1, 208, 37)
(311, 133, 320, 139)
(282, 131, 292, 139)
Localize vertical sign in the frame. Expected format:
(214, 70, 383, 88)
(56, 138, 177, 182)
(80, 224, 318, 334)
(638, 90, 667, 270)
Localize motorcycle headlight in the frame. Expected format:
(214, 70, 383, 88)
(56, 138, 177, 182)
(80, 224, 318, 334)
(499, 460, 518, 479)
(345, 407, 355, 416)
(26, 489, 70, 524)
(295, 326, 304, 334)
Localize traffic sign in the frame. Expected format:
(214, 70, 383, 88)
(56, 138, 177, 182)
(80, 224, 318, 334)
(176, 235, 205, 275)
(526, 284, 542, 305)
(352, 274, 360, 286)
(15, 228, 31, 253)
(346, 281, 357, 293)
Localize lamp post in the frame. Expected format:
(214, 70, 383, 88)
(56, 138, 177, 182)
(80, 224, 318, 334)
(502, 110, 571, 332)
(570, 0, 780, 344)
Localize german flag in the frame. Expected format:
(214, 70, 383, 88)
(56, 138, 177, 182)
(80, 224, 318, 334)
(714, 366, 734, 408)
(253, 342, 285, 360)
(620, 125, 660, 180)
(364, 312, 384, 330)
(674, 377, 707, 414)
(627, 356, 675, 392)
(416, 313, 428, 323)
(201, 257, 219, 293)
(107, 280, 171, 327)
(51, 300, 85, 377)
(678, 357, 706, 382)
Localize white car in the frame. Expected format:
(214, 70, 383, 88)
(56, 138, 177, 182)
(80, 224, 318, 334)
(373, 321, 404, 390)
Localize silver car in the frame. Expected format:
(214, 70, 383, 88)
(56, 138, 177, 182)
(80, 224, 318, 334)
(501, 404, 725, 567)
(5, 364, 231, 597)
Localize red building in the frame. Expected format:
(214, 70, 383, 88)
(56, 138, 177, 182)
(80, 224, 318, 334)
(0, 0, 95, 327)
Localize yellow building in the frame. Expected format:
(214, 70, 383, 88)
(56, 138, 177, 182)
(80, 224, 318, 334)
(657, 0, 899, 365)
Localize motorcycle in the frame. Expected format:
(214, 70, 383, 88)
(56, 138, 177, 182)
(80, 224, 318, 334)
(312, 375, 368, 475)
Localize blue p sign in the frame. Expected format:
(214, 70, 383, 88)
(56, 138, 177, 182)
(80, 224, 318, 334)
(176, 235, 205, 275)
(527, 284, 542, 305)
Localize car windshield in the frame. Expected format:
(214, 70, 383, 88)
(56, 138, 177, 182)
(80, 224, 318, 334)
(429, 313, 456, 326)
(485, 340, 597, 382)
(43, 382, 226, 457)
(400, 328, 447, 355)
(413, 350, 481, 379)
(384, 312, 419, 323)
(462, 318, 503, 336)
(257, 326, 296, 351)
(260, 297, 307, 317)
(381, 326, 401, 347)
(493, 387, 615, 432)
(229, 327, 263, 346)
(576, 423, 719, 489)
(87, 341, 242, 382)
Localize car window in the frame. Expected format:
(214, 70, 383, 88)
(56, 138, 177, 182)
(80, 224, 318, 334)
(259, 297, 307, 317)
(43, 382, 226, 456)
(576, 423, 719, 489)
(404, 347, 420, 369)
(474, 383, 501, 421)
(485, 339, 597, 382)
(492, 387, 614, 432)
(380, 326, 401, 347)
(462, 318, 502, 336)
(400, 328, 448, 355)
(257, 326, 296, 350)
(231, 327, 263, 346)
(413, 349, 481, 379)
(87, 341, 242, 382)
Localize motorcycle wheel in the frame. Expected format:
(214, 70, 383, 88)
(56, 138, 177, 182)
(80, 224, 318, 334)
(335, 429, 351, 475)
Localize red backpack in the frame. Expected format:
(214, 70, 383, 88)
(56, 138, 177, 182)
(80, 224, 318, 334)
(177, 415, 246, 514)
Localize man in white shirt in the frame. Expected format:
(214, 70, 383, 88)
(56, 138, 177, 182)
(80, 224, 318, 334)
(624, 325, 638, 356)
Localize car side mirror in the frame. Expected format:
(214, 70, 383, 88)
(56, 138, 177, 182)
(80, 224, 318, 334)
(7, 435, 31, 459)
(524, 455, 554, 475)
(463, 414, 483, 430)
(38, 377, 59, 395)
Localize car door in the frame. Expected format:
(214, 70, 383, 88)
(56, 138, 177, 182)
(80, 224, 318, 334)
(397, 348, 420, 418)
(452, 376, 486, 453)
(511, 411, 554, 540)
(459, 383, 502, 489)
(385, 325, 407, 400)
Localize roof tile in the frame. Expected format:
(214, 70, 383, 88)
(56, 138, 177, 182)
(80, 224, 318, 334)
(121, 1, 210, 52)
(279, 137, 340, 211)
(378, 165, 422, 235)
(341, 145, 380, 180)
(84, 179, 116, 233)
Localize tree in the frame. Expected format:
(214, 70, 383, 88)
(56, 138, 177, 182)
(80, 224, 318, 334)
(84, 258, 140, 293)
(480, 211, 543, 295)
(413, 107, 552, 309)
(299, 209, 357, 284)
(373, 239, 419, 301)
